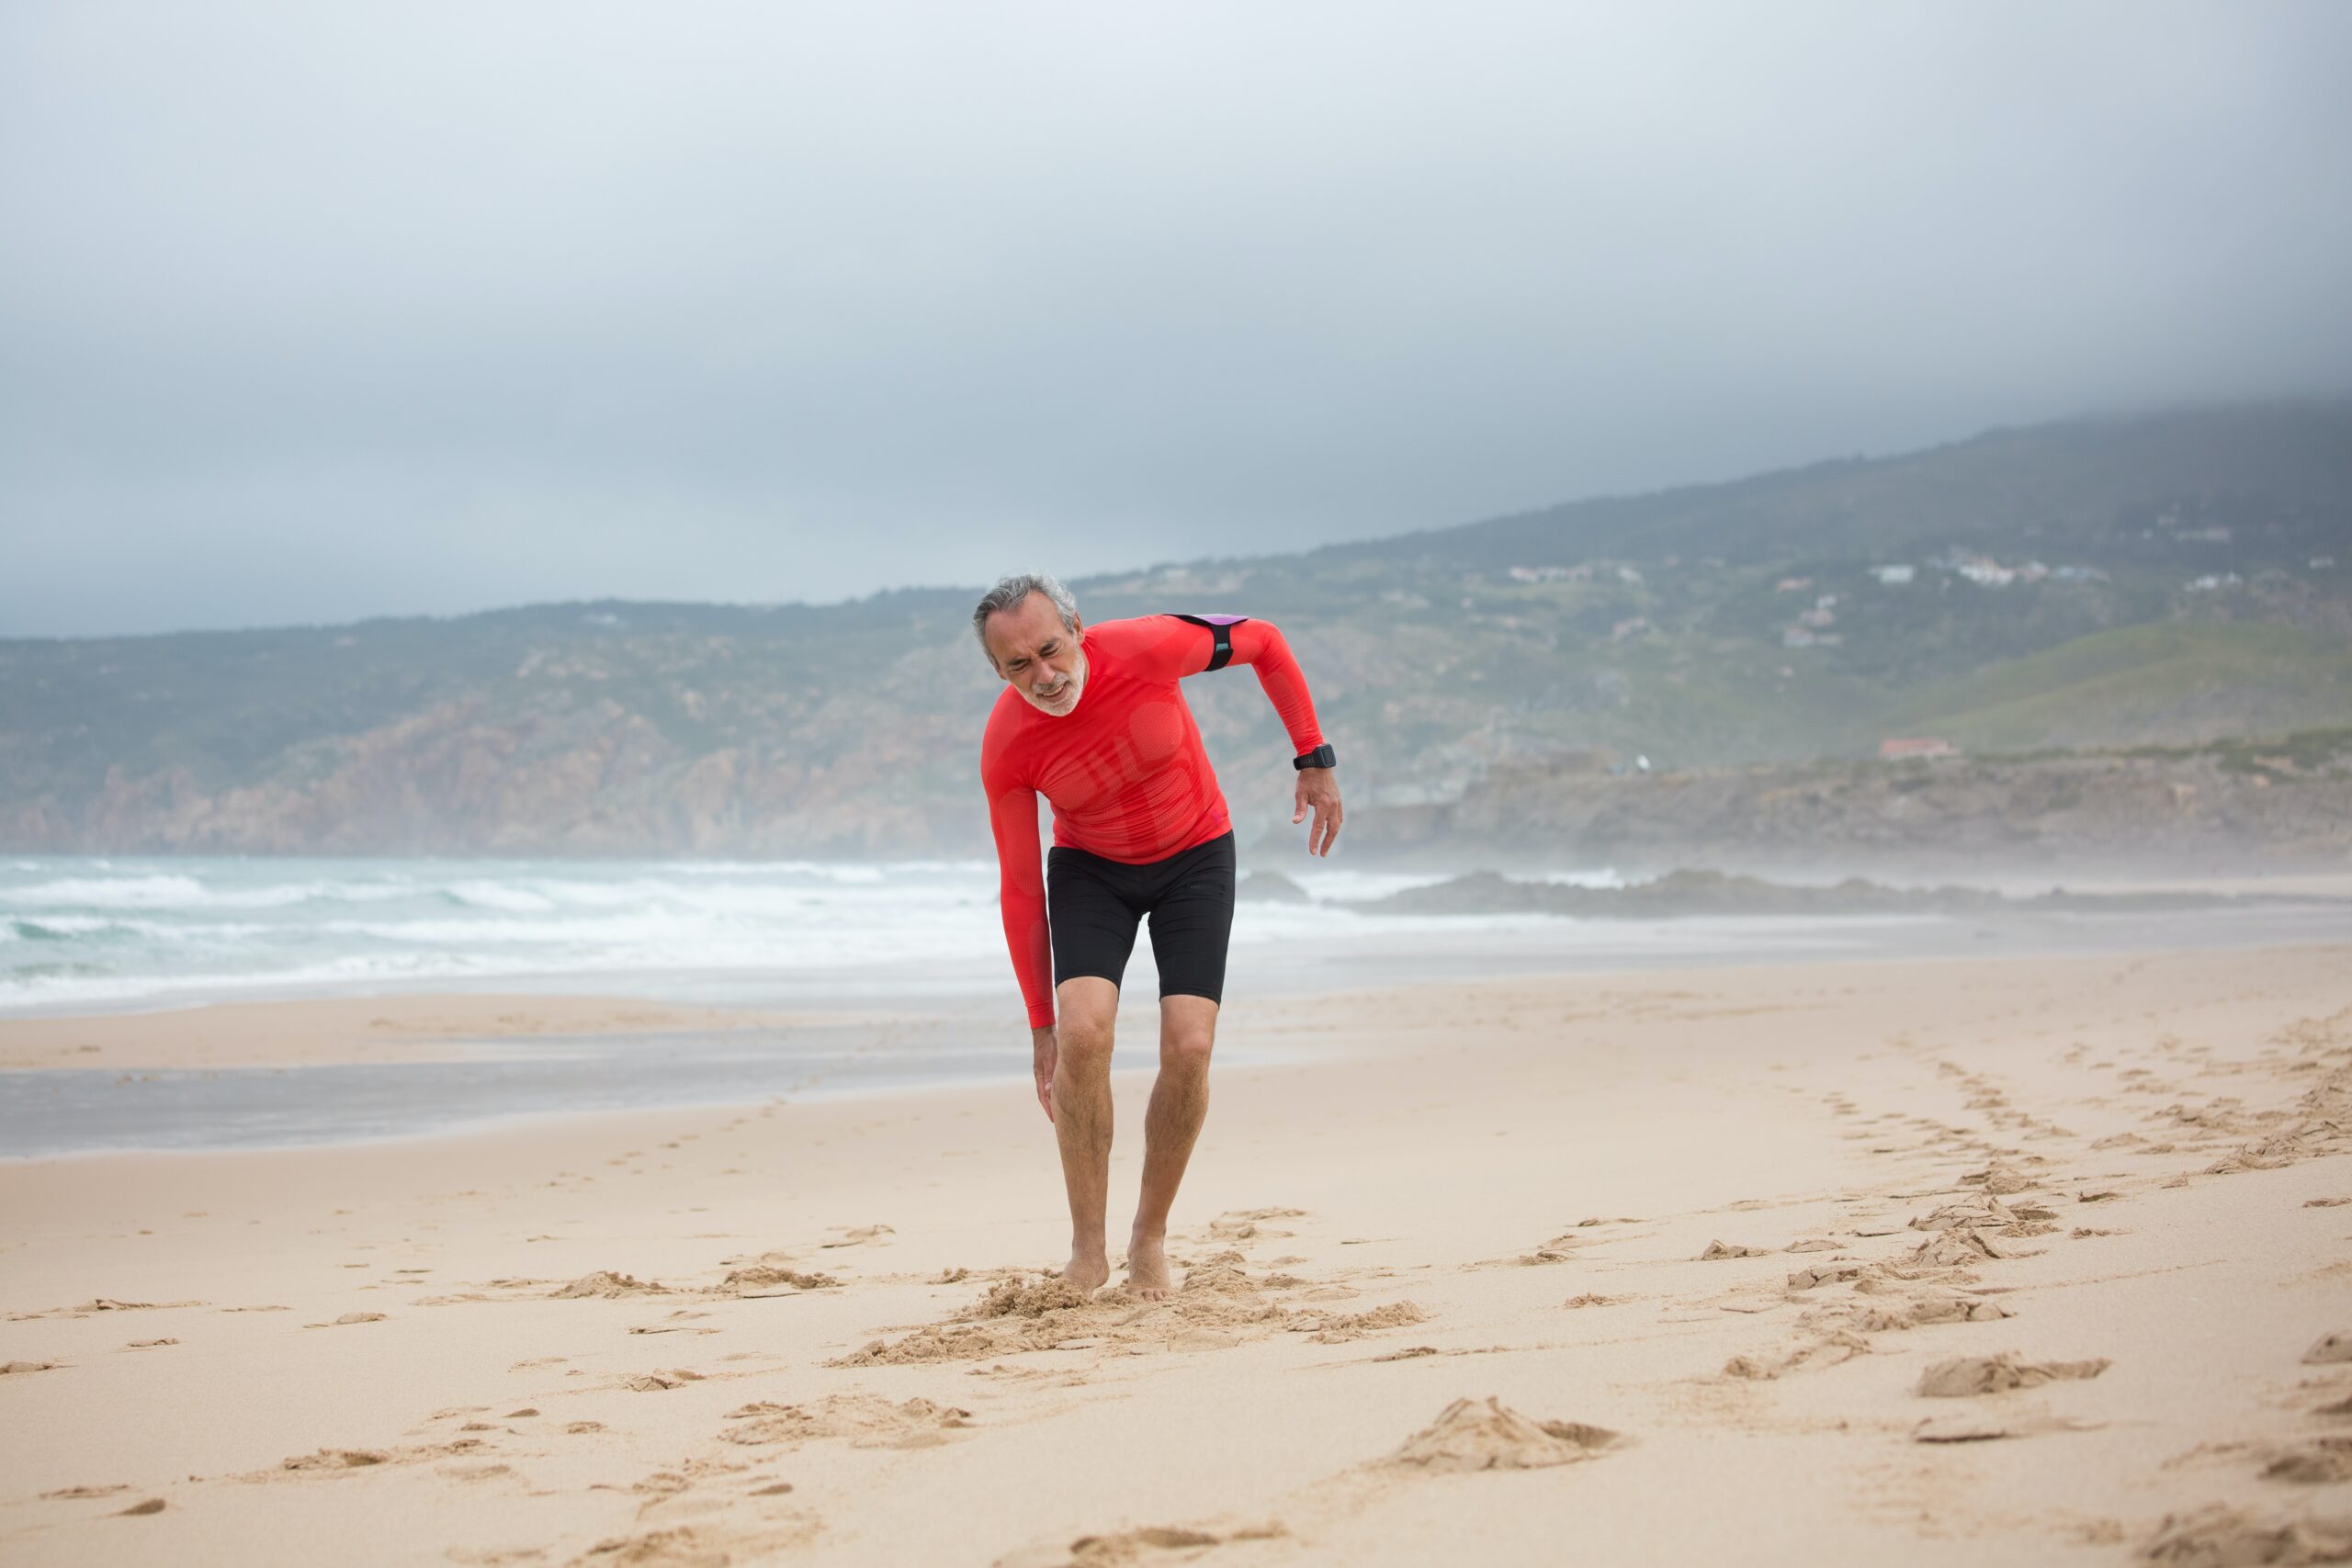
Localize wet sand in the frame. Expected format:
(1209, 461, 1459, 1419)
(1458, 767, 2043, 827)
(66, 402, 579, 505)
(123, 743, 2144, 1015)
(0, 994, 817, 1073)
(3, 944, 2349, 1564)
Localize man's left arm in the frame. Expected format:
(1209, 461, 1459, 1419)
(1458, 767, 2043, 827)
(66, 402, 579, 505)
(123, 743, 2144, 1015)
(1169, 615, 1343, 856)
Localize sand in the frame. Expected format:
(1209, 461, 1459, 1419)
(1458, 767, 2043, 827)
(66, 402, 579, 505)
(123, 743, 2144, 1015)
(2, 943, 2349, 1564)
(0, 993, 816, 1073)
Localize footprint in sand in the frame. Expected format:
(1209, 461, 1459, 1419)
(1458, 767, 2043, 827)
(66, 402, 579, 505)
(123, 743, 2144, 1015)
(1292, 1303, 1430, 1344)
(1912, 1413, 2102, 1443)
(835, 1256, 1419, 1366)
(626, 1369, 707, 1392)
(820, 1224, 895, 1249)
(72, 1298, 197, 1314)
(304, 1313, 387, 1328)
(552, 1271, 671, 1299)
(711, 1266, 838, 1296)
(2143, 1506, 2352, 1564)
(1724, 1333, 1871, 1382)
(719, 1394, 973, 1450)
(3, 1359, 62, 1376)
(2262, 1438, 2352, 1483)
(1697, 1241, 1770, 1260)
(997, 1522, 1288, 1567)
(1207, 1207, 1305, 1243)
(2303, 1331, 2352, 1365)
(41, 1483, 131, 1500)
(567, 1517, 818, 1565)
(264, 1438, 499, 1478)
(1916, 1353, 2109, 1397)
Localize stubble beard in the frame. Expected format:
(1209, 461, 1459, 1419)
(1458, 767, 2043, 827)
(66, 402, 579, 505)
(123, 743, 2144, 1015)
(1023, 649, 1088, 716)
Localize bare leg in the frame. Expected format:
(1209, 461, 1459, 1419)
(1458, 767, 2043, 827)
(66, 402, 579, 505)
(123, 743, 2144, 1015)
(1052, 977, 1119, 1292)
(1126, 994, 1217, 1299)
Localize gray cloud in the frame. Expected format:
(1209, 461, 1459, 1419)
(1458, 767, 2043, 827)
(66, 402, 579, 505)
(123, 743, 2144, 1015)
(4, 0, 2349, 635)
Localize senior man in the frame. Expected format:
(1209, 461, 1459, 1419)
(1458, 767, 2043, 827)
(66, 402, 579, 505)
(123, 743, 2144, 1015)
(975, 573, 1340, 1298)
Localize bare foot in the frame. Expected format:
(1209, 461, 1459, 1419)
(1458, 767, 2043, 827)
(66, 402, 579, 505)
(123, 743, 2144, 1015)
(1061, 1252, 1110, 1294)
(1125, 1230, 1173, 1300)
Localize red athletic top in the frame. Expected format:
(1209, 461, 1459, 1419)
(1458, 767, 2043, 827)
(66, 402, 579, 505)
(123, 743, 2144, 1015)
(982, 614, 1326, 1027)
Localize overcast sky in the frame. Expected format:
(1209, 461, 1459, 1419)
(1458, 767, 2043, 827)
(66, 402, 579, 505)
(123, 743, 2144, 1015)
(3, 2, 2348, 637)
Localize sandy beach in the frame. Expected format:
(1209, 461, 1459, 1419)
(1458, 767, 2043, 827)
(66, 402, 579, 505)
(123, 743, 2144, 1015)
(4, 942, 2349, 1565)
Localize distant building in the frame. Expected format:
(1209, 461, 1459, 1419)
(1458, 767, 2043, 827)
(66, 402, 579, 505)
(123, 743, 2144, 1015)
(1781, 627, 1817, 648)
(1775, 576, 1813, 592)
(2185, 572, 2241, 592)
(1879, 738, 1958, 760)
(1870, 564, 1916, 584)
(2314, 557, 2337, 570)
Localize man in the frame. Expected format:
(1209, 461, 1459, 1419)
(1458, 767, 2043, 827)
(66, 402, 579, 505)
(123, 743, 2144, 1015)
(975, 573, 1341, 1299)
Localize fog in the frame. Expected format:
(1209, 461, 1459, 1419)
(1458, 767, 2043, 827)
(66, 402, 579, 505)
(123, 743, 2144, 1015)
(4, 1, 2349, 637)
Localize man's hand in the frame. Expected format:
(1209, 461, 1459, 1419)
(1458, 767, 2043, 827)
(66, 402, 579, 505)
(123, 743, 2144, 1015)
(1292, 766, 1343, 856)
(1031, 1024, 1058, 1122)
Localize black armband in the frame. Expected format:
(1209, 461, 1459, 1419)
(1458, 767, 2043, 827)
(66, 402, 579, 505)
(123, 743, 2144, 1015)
(1173, 613, 1249, 671)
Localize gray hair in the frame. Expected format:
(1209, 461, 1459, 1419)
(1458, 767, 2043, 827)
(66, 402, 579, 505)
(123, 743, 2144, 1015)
(972, 573, 1079, 667)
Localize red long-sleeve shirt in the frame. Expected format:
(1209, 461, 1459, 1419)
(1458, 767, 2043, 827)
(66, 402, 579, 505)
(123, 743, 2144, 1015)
(981, 614, 1326, 1027)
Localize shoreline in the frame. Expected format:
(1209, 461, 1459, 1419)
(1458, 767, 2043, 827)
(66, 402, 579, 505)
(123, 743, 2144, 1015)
(0, 992, 826, 1073)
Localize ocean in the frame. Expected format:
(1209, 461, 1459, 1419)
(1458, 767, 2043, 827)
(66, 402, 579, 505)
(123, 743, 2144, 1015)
(8, 854, 2340, 1158)
(0, 853, 1626, 1018)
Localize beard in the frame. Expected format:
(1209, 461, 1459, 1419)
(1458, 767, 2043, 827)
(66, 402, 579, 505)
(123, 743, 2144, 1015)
(1021, 650, 1087, 716)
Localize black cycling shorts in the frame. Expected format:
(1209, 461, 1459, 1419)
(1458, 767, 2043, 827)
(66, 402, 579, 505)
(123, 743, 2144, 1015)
(1046, 830, 1237, 1005)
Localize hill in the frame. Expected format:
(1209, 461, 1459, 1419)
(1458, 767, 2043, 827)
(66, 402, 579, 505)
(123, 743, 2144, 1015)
(2, 401, 2347, 859)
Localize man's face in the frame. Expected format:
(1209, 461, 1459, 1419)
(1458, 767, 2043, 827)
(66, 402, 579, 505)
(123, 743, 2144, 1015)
(985, 592, 1087, 716)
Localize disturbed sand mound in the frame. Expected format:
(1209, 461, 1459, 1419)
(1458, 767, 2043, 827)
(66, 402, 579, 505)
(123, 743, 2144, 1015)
(719, 1394, 973, 1450)
(1917, 1353, 2110, 1397)
(551, 1271, 670, 1299)
(712, 1266, 839, 1295)
(2141, 1505, 2352, 1565)
(833, 1255, 1408, 1367)
(1385, 1397, 1620, 1472)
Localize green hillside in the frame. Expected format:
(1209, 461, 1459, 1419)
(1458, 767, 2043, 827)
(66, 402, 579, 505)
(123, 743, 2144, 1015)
(3, 402, 2348, 854)
(1893, 624, 2352, 754)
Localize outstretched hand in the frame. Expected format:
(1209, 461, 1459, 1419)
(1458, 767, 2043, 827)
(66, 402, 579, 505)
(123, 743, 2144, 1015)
(1031, 1024, 1057, 1122)
(1293, 766, 1343, 856)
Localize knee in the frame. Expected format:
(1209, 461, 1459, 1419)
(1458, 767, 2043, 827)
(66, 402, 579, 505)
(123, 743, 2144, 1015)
(1058, 1019, 1114, 1072)
(1161, 1030, 1214, 1073)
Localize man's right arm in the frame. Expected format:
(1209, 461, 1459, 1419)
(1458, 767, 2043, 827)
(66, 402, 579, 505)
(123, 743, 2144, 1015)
(984, 764, 1055, 1032)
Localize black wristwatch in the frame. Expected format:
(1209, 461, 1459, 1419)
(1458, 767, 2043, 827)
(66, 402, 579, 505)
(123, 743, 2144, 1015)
(1294, 743, 1337, 771)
